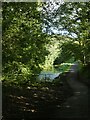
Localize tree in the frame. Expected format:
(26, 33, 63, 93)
(43, 2, 90, 64)
(2, 2, 48, 83)
(43, 35, 60, 70)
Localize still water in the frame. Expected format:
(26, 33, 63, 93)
(38, 63, 79, 81)
(39, 71, 61, 80)
(38, 66, 62, 81)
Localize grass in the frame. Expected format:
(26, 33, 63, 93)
(54, 63, 71, 73)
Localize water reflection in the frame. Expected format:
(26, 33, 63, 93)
(39, 71, 61, 81)
(38, 63, 75, 81)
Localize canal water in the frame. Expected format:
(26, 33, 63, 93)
(38, 63, 70, 81)
(39, 71, 61, 81)
(38, 63, 79, 81)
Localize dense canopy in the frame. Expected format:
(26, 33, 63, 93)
(2, 2, 90, 83)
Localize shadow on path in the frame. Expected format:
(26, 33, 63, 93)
(2, 64, 88, 119)
(51, 64, 88, 118)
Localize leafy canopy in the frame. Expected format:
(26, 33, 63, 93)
(2, 2, 48, 83)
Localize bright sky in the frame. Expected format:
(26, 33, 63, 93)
(42, 0, 78, 38)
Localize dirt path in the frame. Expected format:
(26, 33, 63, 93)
(51, 64, 88, 118)
(2, 64, 88, 119)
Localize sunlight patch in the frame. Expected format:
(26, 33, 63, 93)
(74, 91, 81, 95)
(25, 103, 30, 105)
(33, 93, 38, 98)
(66, 105, 71, 108)
(56, 105, 61, 108)
(23, 108, 37, 112)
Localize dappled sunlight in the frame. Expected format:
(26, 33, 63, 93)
(3, 77, 73, 118)
(33, 93, 38, 98)
(20, 106, 37, 113)
(9, 95, 27, 101)
(34, 101, 39, 104)
(25, 103, 30, 106)
(2, 1, 89, 119)
(41, 96, 46, 100)
(56, 105, 61, 108)
(26, 86, 31, 90)
(3, 54, 88, 118)
(74, 91, 81, 95)
(41, 87, 49, 91)
(65, 105, 71, 108)
(55, 97, 59, 100)
(24, 108, 37, 113)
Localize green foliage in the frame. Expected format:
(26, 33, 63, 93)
(59, 2, 90, 64)
(2, 2, 48, 83)
(43, 2, 90, 64)
(60, 42, 83, 62)
(54, 63, 71, 73)
(43, 35, 60, 70)
(2, 2, 90, 85)
(43, 34, 72, 70)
